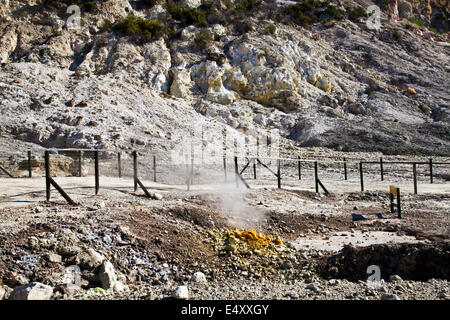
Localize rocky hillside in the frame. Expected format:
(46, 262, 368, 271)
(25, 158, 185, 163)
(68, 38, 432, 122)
(0, 0, 449, 155)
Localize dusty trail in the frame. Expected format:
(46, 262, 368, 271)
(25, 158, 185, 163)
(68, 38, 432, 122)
(0, 175, 448, 209)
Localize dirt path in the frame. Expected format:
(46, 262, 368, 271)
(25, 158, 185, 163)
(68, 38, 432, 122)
(0, 175, 448, 209)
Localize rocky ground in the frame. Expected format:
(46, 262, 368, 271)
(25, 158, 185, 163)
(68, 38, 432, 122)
(0, 0, 449, 301)
(0, 170, 448, 300)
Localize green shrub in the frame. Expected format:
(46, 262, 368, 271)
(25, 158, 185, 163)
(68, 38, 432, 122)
(84, 1, 97, 13)
(234, 0, 262, 12)
(374, 0, 390, 12)
(235, 20, 253, 34)
(346, 6, 367, 21)
(286, 1, 340, 27)
(407, 17, 425, 28)
(194, 29, 213, 49)
(141, 0, 163, 6)
(101, 19, 112, 32)
(167, 0, 208, 27)
(429, 27, 445, 36)
(325, 4, 345, 20)
(263, 24, 276, 35)
(116, 15, 166, 42)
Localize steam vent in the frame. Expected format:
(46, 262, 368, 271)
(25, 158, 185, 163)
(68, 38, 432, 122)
(0, 0, 449, 310)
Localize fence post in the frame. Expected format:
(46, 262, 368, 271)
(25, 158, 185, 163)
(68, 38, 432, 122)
(27, 150, 32, 178)
(314, 161, 319, 193)
(45, 151, 50, 201)
(298, 156, 301, 180)
(78, 150, 82, 177)
(429, 158, 433, 184)
(253, 158, 257, 179)
(234, 156, 239, 187)
(190, 155, 194, 185)
(413, 163, 417, 194)
(118, 152, 122, 178)
(94, 150, 99, 195)
(185, 154, 190, 191)
(277, 159, 281, 189)
(360, 162, 364, 192)
(133, 151, 137, 192)
(380, 157, 384, 181)
(223, 156, 227, 182)
(153, 155, 157, 182)
(343, 157, 347, 181)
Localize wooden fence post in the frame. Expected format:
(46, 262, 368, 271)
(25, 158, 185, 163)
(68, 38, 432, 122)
(185, 154, 190, 191)
(360, 162, 364, 192)
(343, 157, 347, 181)
(314, 161, 319, 193)
(45, 151, 50, 201)
(234, 156, 239, 187)
(413, 163, 417, 194)
(118, 152, 122, 178)
(429, 158, 433, 184)
(94, 150, 99, 195)
(78, 150, 82, 177)
(223, 156, 227, 182)
(153, 155, 157, 182)
(28, 150, 32, 178)
(298, 156, 301, 180)
(277, 159, 281, 189)
(133, 151, 137, 192)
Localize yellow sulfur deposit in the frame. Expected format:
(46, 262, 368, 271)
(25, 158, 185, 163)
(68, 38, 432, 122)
(227, 229, 283, 249)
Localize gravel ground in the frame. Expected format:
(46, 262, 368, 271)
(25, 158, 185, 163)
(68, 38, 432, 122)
(0, 174, 448, 300)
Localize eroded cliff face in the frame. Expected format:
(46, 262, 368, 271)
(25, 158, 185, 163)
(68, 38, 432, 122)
(0, 0, 448, 155)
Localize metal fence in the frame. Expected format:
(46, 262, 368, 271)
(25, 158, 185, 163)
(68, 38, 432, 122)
(1, 147, 449, 205)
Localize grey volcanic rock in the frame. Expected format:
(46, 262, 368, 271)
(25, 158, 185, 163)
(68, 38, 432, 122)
(0, 0, 448, 156)
(9, 282, 53, 300)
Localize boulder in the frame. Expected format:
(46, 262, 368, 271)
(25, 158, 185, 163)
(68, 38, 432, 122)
(57, 245, 82, 257)
(0, 286, 6, 300)
(43, 252, 62, 263)
(389, 275, 403, 282)
(9, 282, 53, 300)
(77, 248, 105, 270)
(172, 285, 189, 299)
(170, 68, 193, 98)
(192, 272, 207, 283)
(181, 25, 200, 41)
(98, 261, 118, 290)
(182, 0, 201, 8)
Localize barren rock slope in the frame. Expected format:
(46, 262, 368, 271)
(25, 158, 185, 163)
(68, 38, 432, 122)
(0, 0, 449, 155)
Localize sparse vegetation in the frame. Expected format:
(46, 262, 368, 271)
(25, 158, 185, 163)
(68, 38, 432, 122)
(116, 15, 166, 43)
(194, 29, 213, 50)
(263, 24, 276, 35)
(167, 0, 208, 27)
(407, 17, 425, 28)
(346, 6, 367, 21)
(234, 0, 262, 12)
(285, 1, 348, 28)
(141, 0, 164, 6)
(101, 19, 112, 33)
(84, 1, 97, 13)
(429, 27, 445, 36)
